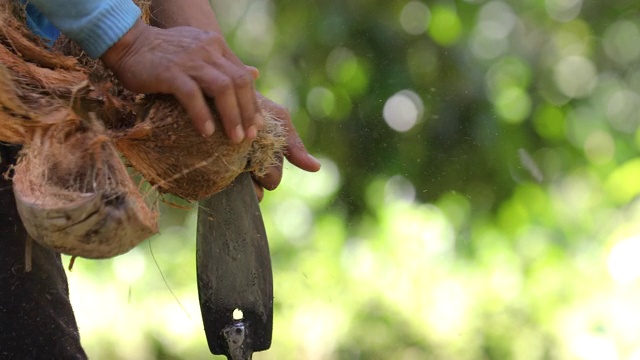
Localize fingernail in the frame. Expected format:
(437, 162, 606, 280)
(203, 120, 214, 137)
(246, 125, 258, 140)
(234, 125, 245, 143)
(255, 113, 264, 128)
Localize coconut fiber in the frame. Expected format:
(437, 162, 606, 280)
(0, 1, 286, 259)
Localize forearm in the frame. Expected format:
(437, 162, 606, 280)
(27, 0, 140, 58)
(149, 0, 222, 34)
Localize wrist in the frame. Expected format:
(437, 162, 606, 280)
(101, 19, 147, 73)
(28, 0, 142, 58)
(149, 0, 222, 33)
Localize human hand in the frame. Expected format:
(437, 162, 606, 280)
(251, 94, 321, 201)
(101, 19, 262, 143)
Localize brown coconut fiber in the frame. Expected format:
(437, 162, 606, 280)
(0, 1, 286, 259)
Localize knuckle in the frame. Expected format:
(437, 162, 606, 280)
(289, 136, 305, 150)
(232, 72, 252, 88)
(203, 32, 226, 49)
(212, 77, 233, 95)
(178, 81, 199, 98)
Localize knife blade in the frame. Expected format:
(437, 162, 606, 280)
(196, 172, 273, 359)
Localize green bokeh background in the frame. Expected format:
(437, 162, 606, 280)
(64, 0, 640, 359)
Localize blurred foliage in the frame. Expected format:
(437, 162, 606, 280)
(64, 0, 640, 359)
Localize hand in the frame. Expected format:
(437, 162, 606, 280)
(252, 94, 321, 201)
(101, 19, 262, 143)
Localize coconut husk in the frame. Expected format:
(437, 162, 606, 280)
(12, 114, 158, 258)
(0, 1, 286, 258)
(112, 95, 286, 200)
(50, 2, 287, 201)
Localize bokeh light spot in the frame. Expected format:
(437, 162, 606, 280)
(469, 27, 508, 60)
(494, 87, 532, 124)
(603, 20, 640, 65)
(273, 198, 313, 244)
(552, 20, 593, 57)
(306, 86, 336, 119)
(533, 104, 565, 140)
(383, 90, 424, 132)
(325, 47, 369, 96)
(428, 5, 463, 46)
(608, 236, 640, 284)
(278, 156, 341, 205)
(485, 56, 532, 98)
(384, 175, 416, 204)
(564, 105, 603, 149)
(606, 158, 640, 203)
(545, 0, 583, 22)
(326, 47, 356, 83)
(583, 130, 615, 165)
(606, 89, 640, 133)
(477, 1, 516, 39)
(553, 56, 597, 98)
(113, 247, 146, 284)
(400, 1, 431, 35)
(570, 334, 618, 360)
(235, 3, 275, 61)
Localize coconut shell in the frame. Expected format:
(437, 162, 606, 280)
(11, 115, 158, 259)
(14, 188, 157, 259)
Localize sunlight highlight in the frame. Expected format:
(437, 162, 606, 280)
(570, 334, 618, 360)
(307, 86, 336, 119)
(608, 236, 640, 285)
(553, 56, 597, 98)
(545, 0, 582, 22)
(382, 90, 424, 132)
(384, 175, 416, 204)
(400, 1, 430, 35)
(604, 20, 640, 65)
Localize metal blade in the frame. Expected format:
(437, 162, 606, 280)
(196, 172, 273, 359)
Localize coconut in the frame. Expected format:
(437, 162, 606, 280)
(0, 1, 286, 258)
(51, 3, 287, 201)
(12, 114, 158, 259)
(111, 95, 286, 201)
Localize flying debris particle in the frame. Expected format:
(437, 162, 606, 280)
(518, 148, 543, 182)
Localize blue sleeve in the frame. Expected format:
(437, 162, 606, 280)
(22, 1, 61, 47)
(26, 0, 141, 58)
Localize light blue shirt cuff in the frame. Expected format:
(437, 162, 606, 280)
(27, 0, 141, 58)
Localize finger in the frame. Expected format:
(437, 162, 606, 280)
(257, 93, 320, 172)
(253, 179, 264, 202)
(246, 66, 260, 80)
(172, 74, 214, 136)
(275, 109, 322, 172)
(217, 58, 263, 141)
(285, 130, 322, 172)
(194, 67, 244, 143)
(254, 154, 284, 191)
